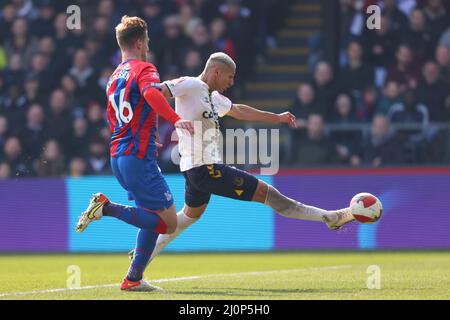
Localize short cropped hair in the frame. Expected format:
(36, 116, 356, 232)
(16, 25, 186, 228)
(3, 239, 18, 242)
(205, 52, 236, 71)
(115, 15, 147, 49)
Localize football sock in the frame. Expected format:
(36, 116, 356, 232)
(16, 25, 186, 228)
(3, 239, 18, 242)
(127, 228, 158, 281)
(150, 210, 198, 260)
(264, 185, 338, 222)
(103, 202, 167, 234)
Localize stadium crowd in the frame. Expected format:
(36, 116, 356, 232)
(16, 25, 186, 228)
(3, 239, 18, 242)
(0, 0, 449, 179)
(288, 0, 450, 167)
(0, 0, 286, 178)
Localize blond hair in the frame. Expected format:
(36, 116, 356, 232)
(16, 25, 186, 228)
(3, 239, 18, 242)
(115, 15, 148, 49)
(205, 52, 236, 71)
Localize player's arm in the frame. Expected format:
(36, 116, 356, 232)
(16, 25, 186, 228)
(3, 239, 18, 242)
(160, 83, 172, 99)
(142, 87, 194, 134)
(227, 103, 298, 128)
(138, 67, 193, 134)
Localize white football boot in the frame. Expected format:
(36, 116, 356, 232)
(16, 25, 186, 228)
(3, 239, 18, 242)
(120, 278, 163, 292)
(323, 208, 355, 230)
(76, 193, 109, 233)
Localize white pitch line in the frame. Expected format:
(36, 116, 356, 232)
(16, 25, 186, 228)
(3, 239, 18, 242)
(0, 264, 352, 298)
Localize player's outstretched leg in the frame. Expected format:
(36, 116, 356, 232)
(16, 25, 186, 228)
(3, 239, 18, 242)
(255, 182, 354, 230)
(75, 193, 167, 234)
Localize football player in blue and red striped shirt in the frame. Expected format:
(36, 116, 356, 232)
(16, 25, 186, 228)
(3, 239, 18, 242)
(75, 15, 194, 292)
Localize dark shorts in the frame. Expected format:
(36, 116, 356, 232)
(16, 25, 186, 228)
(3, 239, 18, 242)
(182, 163, 259, 208)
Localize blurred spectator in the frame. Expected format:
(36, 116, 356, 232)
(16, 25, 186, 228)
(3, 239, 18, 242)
(13, 0, 39, 19)
(385, 44, 421, 91)
(90, 15, 116, 55)
(402, 9, 433, 63)
(0, 115, 9, 154)
(425, 120, 450, 163)
(180, 3, 201, 37)
(0, 74, 5, 105)
(422, 0, 449, 48)
(376, 81, 402, 115)
(69, 49, 96, 95)
(210, 17, 236, 60)
(31, 0, 55, 38)
(35, 139, 65, 177)
(382, 0, 409, 33)
(29, 52, 53, 93)
(98, 126, 111, 146)
(47, 88, 72, 143)
(190, 23, 216, 62)
(440, 25, 450, 48)
(1, 84, 27, 128)
(0, 4, 17, 43)
(53, 12, 79, 64)
(2, 136, 33, 176)
(86, 101, 106, 138)
(292, 114, 338, 165)
(355, 85, 379, 122)
(339, 40, 375, 96)
(83, 36, 108, 72)
(363, 15, 398, 68)
(69, 157, 88, 177)
(3, 53, 24, 87)
(219, 0, 254, 87)
(19, 103, 49, 159)
(435, 45, 450, 85)
(0, 161, 11, 179)
(87, 137, 110, 175)
(23, 74, 44, 105)
(154, 15, 192, 79)
(4, 17, 38, 68)
(142, 0, 164, 41)
(97, 0, 121, 32)
(92, 66, 113, 104)
(351, 115, 404, 167)
(339, 0, 364, 49)
(60, 74, 82, 109)
(310, 62, 339, 119)
(388, 89, 429, 127)
(181, 49, 203, 76)
(330, 93, 357, 124)
(38, 35, 66, 79)
(289, 83, 324, 129)
(67, 117, 89, 159)
(330, 94, 361, 163)
(417, 61, 450, 121)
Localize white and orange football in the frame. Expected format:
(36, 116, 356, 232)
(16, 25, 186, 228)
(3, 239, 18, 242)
(350, 193, 383, 223)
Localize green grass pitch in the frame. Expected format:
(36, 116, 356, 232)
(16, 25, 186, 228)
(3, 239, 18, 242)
(0, 252, 449, 300)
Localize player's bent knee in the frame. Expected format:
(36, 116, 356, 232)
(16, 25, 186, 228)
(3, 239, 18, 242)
(165, 223, 177, 234)
(252, 180, 269, 203)
(184, 203, 207, 219)
(159, 205, 178, 234)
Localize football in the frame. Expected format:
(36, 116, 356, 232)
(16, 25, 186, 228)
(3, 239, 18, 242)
(350, 193, 383, 223)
